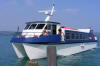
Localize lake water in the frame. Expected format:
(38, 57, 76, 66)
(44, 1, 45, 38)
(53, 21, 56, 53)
(0, 33, 100, 66)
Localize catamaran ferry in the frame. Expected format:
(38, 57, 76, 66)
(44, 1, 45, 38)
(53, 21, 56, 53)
(11, 4, 97, 60)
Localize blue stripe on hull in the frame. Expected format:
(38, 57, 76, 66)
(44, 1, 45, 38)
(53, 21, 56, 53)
(11, 34, 97, 44)
(11, 35, 61, 44)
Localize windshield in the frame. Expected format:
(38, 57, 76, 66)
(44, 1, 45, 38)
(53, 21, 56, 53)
(36, 24, 45, 29)
(24, 24, 30, 29)
(45, 24, 51, 30)
(29, 24, 37, 29)
(24, 24, 37, 29)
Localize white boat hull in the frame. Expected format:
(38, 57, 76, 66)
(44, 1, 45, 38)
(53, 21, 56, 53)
(12, 43, 27, 58)
(12, 42, 97, 60)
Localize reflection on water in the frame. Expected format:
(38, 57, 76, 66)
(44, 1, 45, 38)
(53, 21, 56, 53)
(14, 58, 28, 66)
(57, 49, 97, 66)
(14, 57, 47, 66)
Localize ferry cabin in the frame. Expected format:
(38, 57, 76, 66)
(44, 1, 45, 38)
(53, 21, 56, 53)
(11, 21, 97, 44)
(22, 21, 61, 38)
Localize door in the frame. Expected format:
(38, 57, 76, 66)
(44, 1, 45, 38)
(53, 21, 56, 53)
(52, 25, 57, 34)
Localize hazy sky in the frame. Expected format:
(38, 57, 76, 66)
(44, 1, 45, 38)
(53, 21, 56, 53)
(0, 0, 100, 32)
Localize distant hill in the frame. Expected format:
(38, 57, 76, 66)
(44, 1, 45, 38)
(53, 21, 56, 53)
(0, 31, 15, 35)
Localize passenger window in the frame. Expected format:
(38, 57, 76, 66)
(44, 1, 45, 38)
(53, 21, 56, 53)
(83, 34, 85, 39)
(80, 34, 82, 39)
(72, 33, 75, 39)
(76, 34, 79, 39)
(85, 34, 89, 40)
(66, 33, 70, 39)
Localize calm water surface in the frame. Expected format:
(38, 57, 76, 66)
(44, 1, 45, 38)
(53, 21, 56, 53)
(0, 34, 100, 66)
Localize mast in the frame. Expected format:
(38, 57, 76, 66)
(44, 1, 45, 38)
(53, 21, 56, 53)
(38, 0, 55, 22)
(45, 4, 55, 22)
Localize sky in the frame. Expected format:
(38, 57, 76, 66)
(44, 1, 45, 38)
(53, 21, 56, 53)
(0, 0, 100, 32)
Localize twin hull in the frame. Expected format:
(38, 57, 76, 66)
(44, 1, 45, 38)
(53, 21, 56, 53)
(12, 42, 97, 60)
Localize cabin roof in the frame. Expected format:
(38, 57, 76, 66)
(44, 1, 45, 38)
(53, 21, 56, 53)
(26, 21, 60, 24)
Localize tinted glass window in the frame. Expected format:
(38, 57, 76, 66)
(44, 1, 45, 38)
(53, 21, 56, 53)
(76, 34, 79, 39)
(36, 24, 45, 29)
(72, 33, 75, 39)
(80, 34, 82, 39)
(45, 24, 51, 30)
(66, 33, 70, 39)
(24, 24, 30, 29)
(29, 24, 37, 29)
(83, 34, 85, 39)
(85, 34, 89, 40)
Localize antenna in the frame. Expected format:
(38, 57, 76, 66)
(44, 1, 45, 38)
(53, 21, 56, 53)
(17, 26, 19, 32)
(38, 0, 55, 22)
